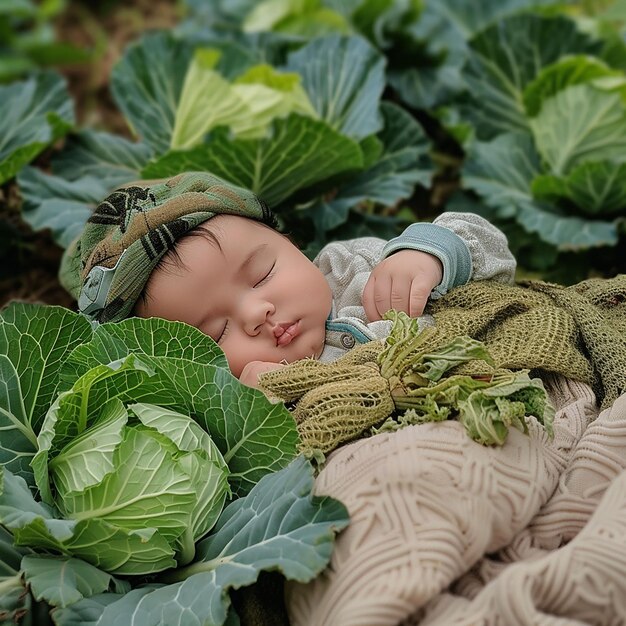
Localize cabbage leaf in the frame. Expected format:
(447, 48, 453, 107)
(0, 71, 74, 184)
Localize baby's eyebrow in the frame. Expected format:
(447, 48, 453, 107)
(238, 244, 269, 275)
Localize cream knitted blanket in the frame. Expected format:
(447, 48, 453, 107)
(286, 375, 626, 625)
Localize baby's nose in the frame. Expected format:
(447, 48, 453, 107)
(243, 298, 275, 335)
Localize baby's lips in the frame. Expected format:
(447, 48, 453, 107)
(273, 322, 296, 338)
(274, 321, 299, 346)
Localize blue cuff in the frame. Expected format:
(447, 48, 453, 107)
(381, 223, 472, 298)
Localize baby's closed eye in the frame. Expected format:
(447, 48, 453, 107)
(216, 320, 230, 343)
(254, 262, 276, 288)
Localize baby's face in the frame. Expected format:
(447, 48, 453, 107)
(135, 215, 333, 377)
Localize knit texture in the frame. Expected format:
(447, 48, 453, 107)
(261, 314, 553, 456)
(262, 276, 626, 456)
(59, 172, 275, 322)
(287, 376, 626, 626)
(282, 276, 626, 626)
(427, 275, 626, 409)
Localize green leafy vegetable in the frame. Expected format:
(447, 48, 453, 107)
(80, 456, 349, 626)
(111, 31, 194, 153)
(17, 131, 151, 248)
(285, 34, 386, 139)
(522, 54, 624, 117)
(306, 101, 433, 236)
(143, 114, 365, 207)
(23, 368, 231, 574)
(51, 130, 152, 188)
(22, 555, 129, 609)
(379, 310, 494, 385)
(0, 456, 349, 625)
(454, 13, 626, 265)
(243, 0, 351, 37)
(460, 13, 599, 139)
(172, 51, 317, 148)
(0, 303, 348, 624)
(378, 311, 554, 445)
(44, 314, 298, 497)
(462, 87, 625, 251)
(0, 71, 74, 185)
(17, 167, 112, 250)
(0, 304, 93, 487)
(530, 84, 626, 175)
(532, 160, 626, 218)
(0, 304, 300, 578)
(0, 526, 34, 624)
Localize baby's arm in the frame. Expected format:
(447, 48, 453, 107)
(364, 212, 516, 320)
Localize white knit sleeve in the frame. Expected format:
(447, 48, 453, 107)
(313, 237, 386, 321)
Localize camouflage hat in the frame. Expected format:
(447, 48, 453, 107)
(59, 172, 275, 323)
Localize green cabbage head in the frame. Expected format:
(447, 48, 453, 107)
(30, 355, 230, 575)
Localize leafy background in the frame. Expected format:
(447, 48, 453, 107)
(0, 302, 349, 625)
(0, 0, 177, 310)
(2, 0, 626, 310)
(2, 1, 626, 623)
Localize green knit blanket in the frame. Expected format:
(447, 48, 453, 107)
(428, 274, 626, 409)
(260, 275, 626, 457)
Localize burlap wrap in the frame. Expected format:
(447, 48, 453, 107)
(428, 275, 626, 409)
(260, 275, 626, 457)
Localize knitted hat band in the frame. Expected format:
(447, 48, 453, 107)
(59, 172, 275, 323)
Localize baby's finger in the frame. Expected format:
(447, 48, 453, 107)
(373, 273, 395, 319)
(408, 278, 431, 317)
(389, 277, 412, 316)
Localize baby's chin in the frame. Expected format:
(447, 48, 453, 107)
(287, 338, 325, 363)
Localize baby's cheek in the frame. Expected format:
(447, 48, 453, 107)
(226, 357, 245, 378)
(301, 328, 326, 361)
(221, 344, 248, 378)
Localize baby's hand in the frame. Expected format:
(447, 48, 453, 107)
(239, 360, 286, 390)
(363, 250, 443, 321)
